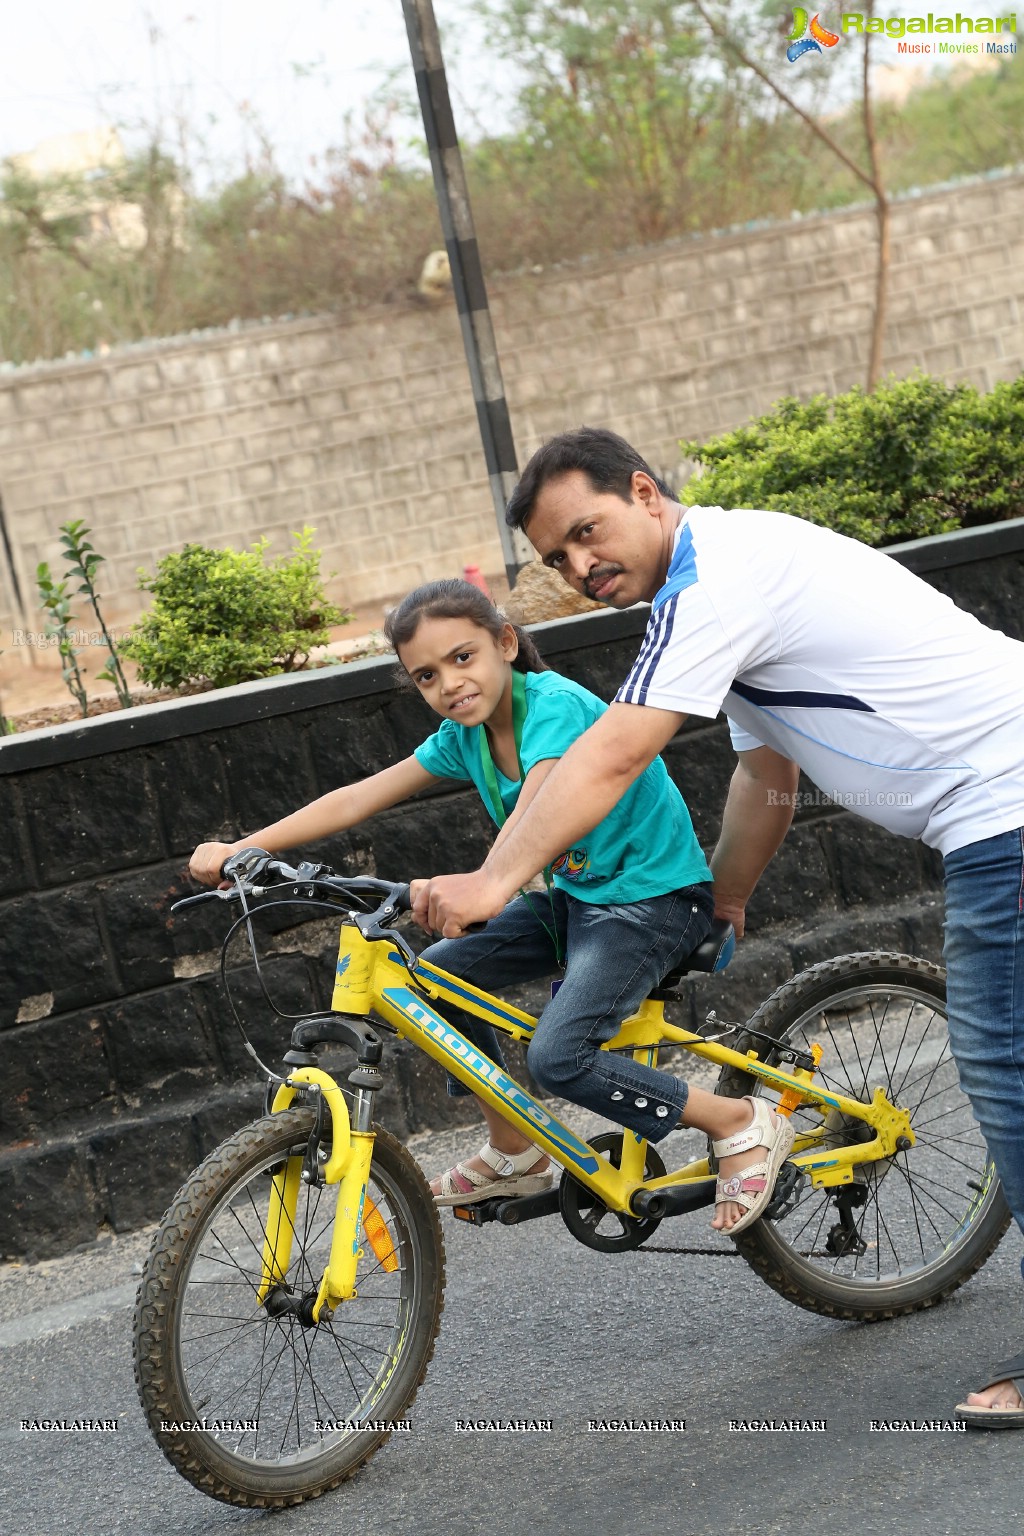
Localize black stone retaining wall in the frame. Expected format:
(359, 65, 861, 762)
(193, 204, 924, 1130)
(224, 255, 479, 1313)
(2, 518, 1023, 1259)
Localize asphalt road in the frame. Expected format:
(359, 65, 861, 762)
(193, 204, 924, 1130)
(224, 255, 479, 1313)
(1, 1107, 1021, 1536)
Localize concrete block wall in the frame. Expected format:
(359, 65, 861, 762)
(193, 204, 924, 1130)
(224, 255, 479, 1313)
(1, 518, 1022, 1258)
(0, 170, 1021, 630)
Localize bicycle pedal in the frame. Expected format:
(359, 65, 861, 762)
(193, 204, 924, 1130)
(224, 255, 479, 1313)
(449, 1188, 560, 1226)
(450, 1201, 496, 1226)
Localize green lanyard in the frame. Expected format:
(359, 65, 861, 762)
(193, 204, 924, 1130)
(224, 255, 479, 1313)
(477, 670, 564, 968)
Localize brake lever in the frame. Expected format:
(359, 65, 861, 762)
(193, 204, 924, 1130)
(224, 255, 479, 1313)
(352, 909, 419, 970)
(170, 888, 241, 913)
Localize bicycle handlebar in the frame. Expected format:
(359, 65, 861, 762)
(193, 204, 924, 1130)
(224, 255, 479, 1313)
(171, 847, 412, 920)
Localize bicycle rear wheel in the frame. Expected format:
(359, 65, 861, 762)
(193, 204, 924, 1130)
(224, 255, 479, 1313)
(134, 1107, 445, 1508)
(716, 953, 1010, 1320)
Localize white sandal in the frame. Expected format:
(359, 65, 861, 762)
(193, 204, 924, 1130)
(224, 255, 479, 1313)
(712, 1096, 796, 1236)
(433, 1142, 553, 1207)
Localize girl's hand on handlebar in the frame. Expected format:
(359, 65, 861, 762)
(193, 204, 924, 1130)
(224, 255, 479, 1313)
(189, 841, 240, 888)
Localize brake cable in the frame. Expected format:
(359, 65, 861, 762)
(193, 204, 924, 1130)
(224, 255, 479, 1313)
(212, 871, 415, 1084)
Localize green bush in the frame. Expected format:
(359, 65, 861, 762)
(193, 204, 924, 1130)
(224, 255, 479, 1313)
(680, 374, 1024, 546)
(120, 528, 348, 690)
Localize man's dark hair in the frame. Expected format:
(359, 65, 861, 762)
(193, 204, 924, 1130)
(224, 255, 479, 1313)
(505, 426, 675, 531)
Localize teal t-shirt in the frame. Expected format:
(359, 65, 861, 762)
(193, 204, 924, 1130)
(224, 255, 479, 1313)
(413, 669, 711, 904)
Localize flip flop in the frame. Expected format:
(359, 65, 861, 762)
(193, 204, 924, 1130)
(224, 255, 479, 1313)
(956, 1350, 1024, 1429)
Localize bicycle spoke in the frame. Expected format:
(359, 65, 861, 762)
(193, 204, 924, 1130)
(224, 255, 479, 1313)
(733, 966, 1007, 1314)
(891, 1045, 954, 1105)
(137, 1107, 438, 1498)
(892, 1164, 976, 1219)
(911, 1137, 988, 1175)
(324, 1320, 369, 1401)
(861, 996, 891, 1094)
(914, 1098, 983, 1131)
(896, 1154, 930, 1259)
(889, 1160, 956, 1238)
(297, 1326, 345, 1432)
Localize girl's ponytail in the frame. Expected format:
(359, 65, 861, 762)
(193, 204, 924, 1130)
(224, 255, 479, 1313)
(383, 579, 548, 676)
(509, 624, 546, 674)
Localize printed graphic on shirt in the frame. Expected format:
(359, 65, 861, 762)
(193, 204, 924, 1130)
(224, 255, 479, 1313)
(552, 846, 590, 882)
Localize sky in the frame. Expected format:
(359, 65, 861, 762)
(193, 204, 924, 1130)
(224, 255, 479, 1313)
(0, 3, 1011, 190)
(0, 1, 511, 187)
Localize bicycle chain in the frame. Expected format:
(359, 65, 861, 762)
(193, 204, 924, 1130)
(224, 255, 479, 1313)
(641, 1245, 825, 1257)
(641, 1246, 742, 1256)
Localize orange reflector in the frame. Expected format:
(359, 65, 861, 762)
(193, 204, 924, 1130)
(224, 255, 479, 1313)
(777, 1041, 824, 1117)
(362, 1195, 398, 1271)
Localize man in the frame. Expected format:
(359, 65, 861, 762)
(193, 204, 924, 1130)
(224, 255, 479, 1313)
(413, 425, 1024, 1426)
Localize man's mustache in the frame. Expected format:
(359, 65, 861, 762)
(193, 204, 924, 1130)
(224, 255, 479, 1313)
(583, 565, 624, 598)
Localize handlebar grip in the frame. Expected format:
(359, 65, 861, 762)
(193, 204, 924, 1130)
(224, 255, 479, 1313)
(221, 846, 272, 880)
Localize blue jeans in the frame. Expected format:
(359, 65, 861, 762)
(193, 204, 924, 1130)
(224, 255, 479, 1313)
(418, 883, 715, 1143)
(943, 827, 1024, 1280)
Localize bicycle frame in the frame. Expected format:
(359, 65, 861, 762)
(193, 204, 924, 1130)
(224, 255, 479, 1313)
(261, 920, 916, 1311)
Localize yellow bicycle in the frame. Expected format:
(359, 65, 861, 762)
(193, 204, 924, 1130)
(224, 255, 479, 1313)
(133, 851, 1009, 1508)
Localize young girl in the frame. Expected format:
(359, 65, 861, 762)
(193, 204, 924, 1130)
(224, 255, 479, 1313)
(189, 580, 794, 1233)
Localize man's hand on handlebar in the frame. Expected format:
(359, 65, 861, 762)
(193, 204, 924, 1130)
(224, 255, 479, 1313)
(411, 871, 507, 938)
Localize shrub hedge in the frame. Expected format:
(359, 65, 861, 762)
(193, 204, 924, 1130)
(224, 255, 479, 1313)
(680, 374, 1024, 545)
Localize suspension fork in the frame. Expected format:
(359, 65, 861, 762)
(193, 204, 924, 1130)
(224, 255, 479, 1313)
(258, 1068, 379, 1317)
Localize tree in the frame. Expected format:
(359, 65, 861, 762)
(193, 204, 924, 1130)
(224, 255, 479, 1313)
(472, 0, 721, 243)
(689, 0, 891, 389)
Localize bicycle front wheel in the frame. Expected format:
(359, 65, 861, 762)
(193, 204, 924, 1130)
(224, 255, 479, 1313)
(134, 1108, 445, 1508)
(716, 953, 1010, 1320)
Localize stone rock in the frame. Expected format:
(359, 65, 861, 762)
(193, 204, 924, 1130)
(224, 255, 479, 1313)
(505, 561, 604, 625)
(102, 984, 219, 1107)
(740, 824, 838, 937)
(221, 718, 319, 834)
(0, 1141, 99, 1260)
(89, 1114, 197, 1232)
(194, 952, 322, 1079)
(0, 1007, 115, 1139)
(0, 783, 35, 899)
(20, 751, 164, 884)
(191, 1085, 267, 1157)
(149, 732, 234, 854)
(370, 793, 496, 882)
(0, 886, 119, 1024)
(828, 817, 926, 908)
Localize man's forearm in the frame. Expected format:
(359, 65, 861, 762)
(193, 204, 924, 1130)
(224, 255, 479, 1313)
(710, 757, 798, 911)
(481, 745, 633, 895)
(416, 702, 686, 937)
(480, 711, 666, 896)
(487, 759, 556, 860)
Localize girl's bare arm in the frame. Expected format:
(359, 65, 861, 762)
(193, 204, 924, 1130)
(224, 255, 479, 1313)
(189, 756, 440, 884)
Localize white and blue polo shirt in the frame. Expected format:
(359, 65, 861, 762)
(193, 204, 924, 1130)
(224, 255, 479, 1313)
(615, 507, 1024, 856)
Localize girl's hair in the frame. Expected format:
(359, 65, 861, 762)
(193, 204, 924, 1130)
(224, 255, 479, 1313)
(383, 579, 547, 680)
